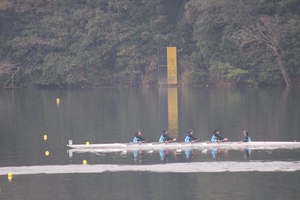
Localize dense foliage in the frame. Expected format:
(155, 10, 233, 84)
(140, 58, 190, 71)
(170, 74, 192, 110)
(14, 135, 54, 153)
(0, 0, 299, 87)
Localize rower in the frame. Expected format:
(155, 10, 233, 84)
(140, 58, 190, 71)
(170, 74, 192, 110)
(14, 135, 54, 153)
(184, 129, 198, 143)
(133, 130, 148, 144)
(211, 130, 228, 143)
(242, 131, 251, 142)
(159, 129, 176, 143)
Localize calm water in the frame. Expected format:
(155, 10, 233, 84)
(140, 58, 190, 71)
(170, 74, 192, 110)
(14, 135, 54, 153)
(0, 87, 300, 200)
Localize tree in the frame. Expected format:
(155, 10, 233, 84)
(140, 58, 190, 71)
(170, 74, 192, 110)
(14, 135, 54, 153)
(185, 0, 300, 87)
(0, 0, 299, 87)
(233, 16, 292, 87)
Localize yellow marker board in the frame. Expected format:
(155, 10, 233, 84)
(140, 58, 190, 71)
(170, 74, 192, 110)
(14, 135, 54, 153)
(167, 47, 177, 84)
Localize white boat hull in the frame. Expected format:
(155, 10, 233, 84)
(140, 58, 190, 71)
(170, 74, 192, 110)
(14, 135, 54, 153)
(67, 141, 300, 152)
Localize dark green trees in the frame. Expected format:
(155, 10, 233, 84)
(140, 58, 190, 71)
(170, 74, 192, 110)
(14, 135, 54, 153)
(185, 0, 300, 87)
(0, 0, 299, 87)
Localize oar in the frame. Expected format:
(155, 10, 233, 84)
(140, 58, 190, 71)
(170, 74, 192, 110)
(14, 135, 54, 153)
(142, 139, 149, 143)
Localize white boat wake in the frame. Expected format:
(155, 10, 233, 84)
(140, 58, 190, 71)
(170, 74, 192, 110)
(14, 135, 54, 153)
(0, 161, 300, 175)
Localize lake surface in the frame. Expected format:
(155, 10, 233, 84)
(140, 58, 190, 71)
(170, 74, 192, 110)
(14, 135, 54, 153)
(0, 87, 300, 199)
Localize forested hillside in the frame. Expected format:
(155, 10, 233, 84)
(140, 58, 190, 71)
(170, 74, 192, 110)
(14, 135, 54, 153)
(0, 0, 299, 87)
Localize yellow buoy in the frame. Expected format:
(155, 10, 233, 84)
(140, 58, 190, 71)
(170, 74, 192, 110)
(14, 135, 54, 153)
(86, 141, 90, 145)
(45, 151, 50, 156)
(83, 160, 87, 165)
(7, 172, 12, 181)
(43, 135, 48, 141)
(56, 98, 60, 105)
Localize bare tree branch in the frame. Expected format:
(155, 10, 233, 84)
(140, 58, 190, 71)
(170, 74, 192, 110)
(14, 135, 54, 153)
(232, 16, 292, 87)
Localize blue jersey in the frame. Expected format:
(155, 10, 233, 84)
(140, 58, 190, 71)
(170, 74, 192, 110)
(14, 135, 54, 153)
(133, 134, 146, 144)
(133, 137, 138, 144)
(211, 135, 216, 143)
(244, 136, 251, 142)
(184, 135, 190, 143)
(159, 133, 173, 143)
(211, 134, 223, 143)
(184, 133, 198, 143)
(159, 135, 164, 143)
(247, 137, 251, 142)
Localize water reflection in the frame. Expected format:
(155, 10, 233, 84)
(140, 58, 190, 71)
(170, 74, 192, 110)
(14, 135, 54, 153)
(159, 87, 179, 139)
(184, 149, 197, 159)
(67, 148, 300, 165)
(1, 88, 300, 199)
(211, 148, 228, 159)
(133, 150, 143, 163)
(244, 149, 251, 159)
(159, 149, 177, 162)
(1, 170, 299, 200)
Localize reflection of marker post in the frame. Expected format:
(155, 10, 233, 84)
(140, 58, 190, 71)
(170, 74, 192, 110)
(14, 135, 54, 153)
(56, 98, 60, 106)
(168, 88, 178, 138)
(7, 172, 12, 182)
(158, 87, 179, 138)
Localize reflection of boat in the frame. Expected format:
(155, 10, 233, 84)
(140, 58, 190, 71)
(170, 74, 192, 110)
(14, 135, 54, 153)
(67, 140, 300, 151)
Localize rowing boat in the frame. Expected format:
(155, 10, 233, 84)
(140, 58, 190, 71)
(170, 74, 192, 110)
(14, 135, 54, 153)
(67, 140, 300, 151)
